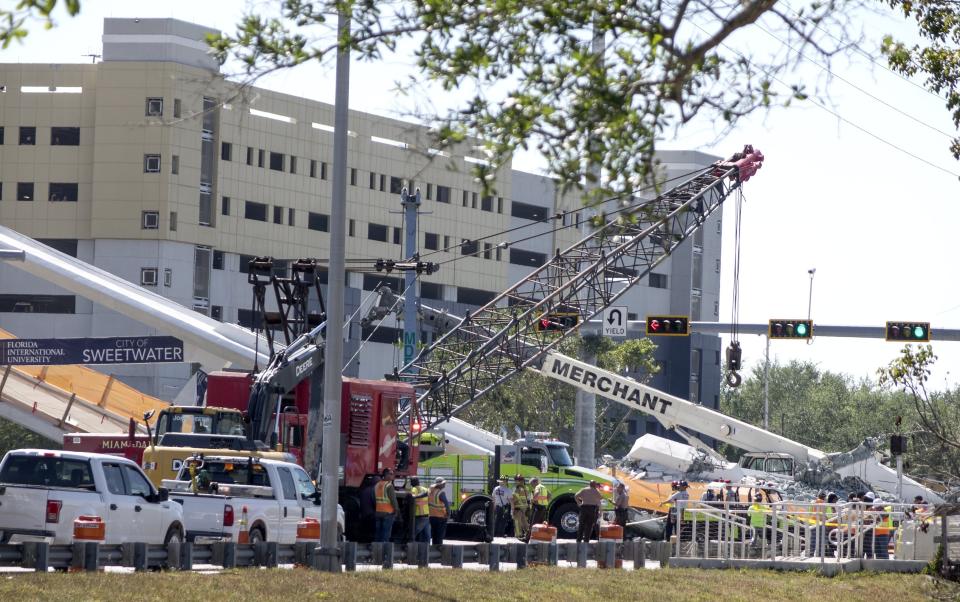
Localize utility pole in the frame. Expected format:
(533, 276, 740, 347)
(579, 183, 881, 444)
(763, 335, 770, 430)
(315, 8, 351, 573)
(400, 188, 423, 371)
(574, 22, 605, 469)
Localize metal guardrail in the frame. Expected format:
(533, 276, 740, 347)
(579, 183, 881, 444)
(671, 500, 943, 566)
(0, 539, 671, 572)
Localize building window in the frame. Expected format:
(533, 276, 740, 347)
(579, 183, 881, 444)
(308, 212, 329, 232)
(462, 190, 469, 207)
(16, 182, 33, 201)
(443, 235, 450, 249)
(211, 305, 223, 321)
(715, 258, 721, 273)
(379, 174, 386, 192)
(393, 227, 401, 245)
(288, 208, 295, 226)
(144, 154, 161, 173)
(436, 185, 451, 204)
(19, 127, 35, 145)
(457, 286, 496, 306)
(497, 197, 504, 213)
(173, 98, 182, 118)
(649, 273, 668, 289)
(221, 196, 231, 216)
(170, 154, 179, 175)
(0, 127, 4, 145)
(48, 182, 78, 202)
(691, 293, 701, 321)
(163, 268, 172, 287)
(221, 142, 232, 161)
(50, 127, 80, 146)
(246, 147, 254, 165)
(140, 268, 158, 286)
(350, 168, 357, 186)
(309, 159, 317, 178)
(146, 97, 163, 117)
(170, 211, 178, 231)
(369, 172, 376, 189)
(421, 282, 443, 301)
(199, 192, 213, 227)
(238, 254, 255, 274)
(194, 246, 211, 300)
(289, 156, 297, 174)
(495, 246, 502, 261)
(481, 196, 493, 212)
(509, 248, 547, 266)
(0, 294, 76, 313)
(426, 183, 433, 200)
(472, 192, 478, 209)
(212, 250, 225, 270)
(258, 149, 265, 168)
(273, 206, 283, 224)
(389, 176, 402, 194)
(349, 219, 355, 237)
(269, 152, 284, 171)
(367, 223, 388, 242)
(362, 274, 403, 292)
(142, 211, 159, 230)
(460, 239, 478, 256)
(36, 239, 78, 257)
(511, 201, 547, 221)
(245, 201, 268, 222)
(484, 243, 492, 260)
(321, 162, 328, 180)
(424, 232, 439, 250)
(714, 300, 720, 316)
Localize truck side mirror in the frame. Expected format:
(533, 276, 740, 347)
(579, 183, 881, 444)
(128, 417, 137, 441)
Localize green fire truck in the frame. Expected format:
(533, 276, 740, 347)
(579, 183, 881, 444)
(416, 431, 615, 539)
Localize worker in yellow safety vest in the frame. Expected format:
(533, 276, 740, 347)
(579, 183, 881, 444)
(409, 476, 431, 544)
(428, 477, 450, 545)
(527, 477, 551, 539)
(511, 475, 531, 541)
(374, 468, 400, 543)
(747, 494, 771, 546)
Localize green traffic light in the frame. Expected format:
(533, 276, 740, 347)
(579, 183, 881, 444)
(795, 323, 808, 337)
(913, 325, 926, 339)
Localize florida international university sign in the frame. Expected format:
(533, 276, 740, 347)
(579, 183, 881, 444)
(0, 336, 184, 366)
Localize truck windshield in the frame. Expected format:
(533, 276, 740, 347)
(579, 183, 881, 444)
(545, 444, 573, 467)
(0, 455, 94, 489)
(156, 412, 244, 439)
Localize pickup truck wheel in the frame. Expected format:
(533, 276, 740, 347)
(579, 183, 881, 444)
(164, 526, 183, 545)
(249, 527, 265, 544)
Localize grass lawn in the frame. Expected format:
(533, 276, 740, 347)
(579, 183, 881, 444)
(0, 568, 955, 602)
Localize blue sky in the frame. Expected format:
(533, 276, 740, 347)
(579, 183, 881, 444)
(5, 1, 959, 392)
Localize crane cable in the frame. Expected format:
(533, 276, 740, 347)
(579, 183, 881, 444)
(725, 187, 746, 388)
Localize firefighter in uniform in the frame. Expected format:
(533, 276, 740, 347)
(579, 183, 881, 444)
(511, 475, 531, 541)
(409, 476, 431, 543)
(374, 468, 399, 543)
(529, 477, 550, 528)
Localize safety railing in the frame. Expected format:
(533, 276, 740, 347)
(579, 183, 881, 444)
(671, 499, 939, 565)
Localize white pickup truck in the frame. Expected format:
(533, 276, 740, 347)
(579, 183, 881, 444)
(0, 449, 185, 545)
(163, 456, 344, 544)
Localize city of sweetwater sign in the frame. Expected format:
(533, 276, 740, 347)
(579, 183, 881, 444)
(0, 336, 184, 366)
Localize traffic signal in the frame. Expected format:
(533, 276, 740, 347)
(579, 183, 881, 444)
(536, 312, 579, 332)
(885, 321, 930, 342)
(645, 315, 690, 336)
(768, 319, 813, 340)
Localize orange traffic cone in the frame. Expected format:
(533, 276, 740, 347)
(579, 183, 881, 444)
(237, 505, 250, 544)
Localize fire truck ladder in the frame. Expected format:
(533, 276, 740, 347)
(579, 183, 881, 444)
(399, 146, 764, 430)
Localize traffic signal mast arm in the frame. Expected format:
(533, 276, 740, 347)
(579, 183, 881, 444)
(400, 145, 765, 430)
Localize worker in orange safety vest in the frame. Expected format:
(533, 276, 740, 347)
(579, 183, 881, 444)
(374, 468, 399, 543)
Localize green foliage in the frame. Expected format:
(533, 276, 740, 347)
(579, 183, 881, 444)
(882, 1, 960, 160)
(0, 417, 58, 457)
(0, 0, 81, 49)
(213, 0, 861, 198)
(457, 335, 658, 457)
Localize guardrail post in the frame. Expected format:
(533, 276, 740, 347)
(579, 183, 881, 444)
(547, 542, 558, 566)
(635, 540, 647, 569)
(23, 542, 48, 572)
(179, 542, 193, 571)
(219, 542, 236, 569)
(601, 541, 615, 569)
(576, 542, 587, 568)
(265, 542, 278, 568)
(83, 542, 99, 572)
(451, 545, 463, 569)
(488, 543, 500, 572)
(382, 542, 394, 570)
(132, 542, 147, 571)
(515, 543, 527, 569)
(343, 542, 357, 572)
(658, 540, 670, 567)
